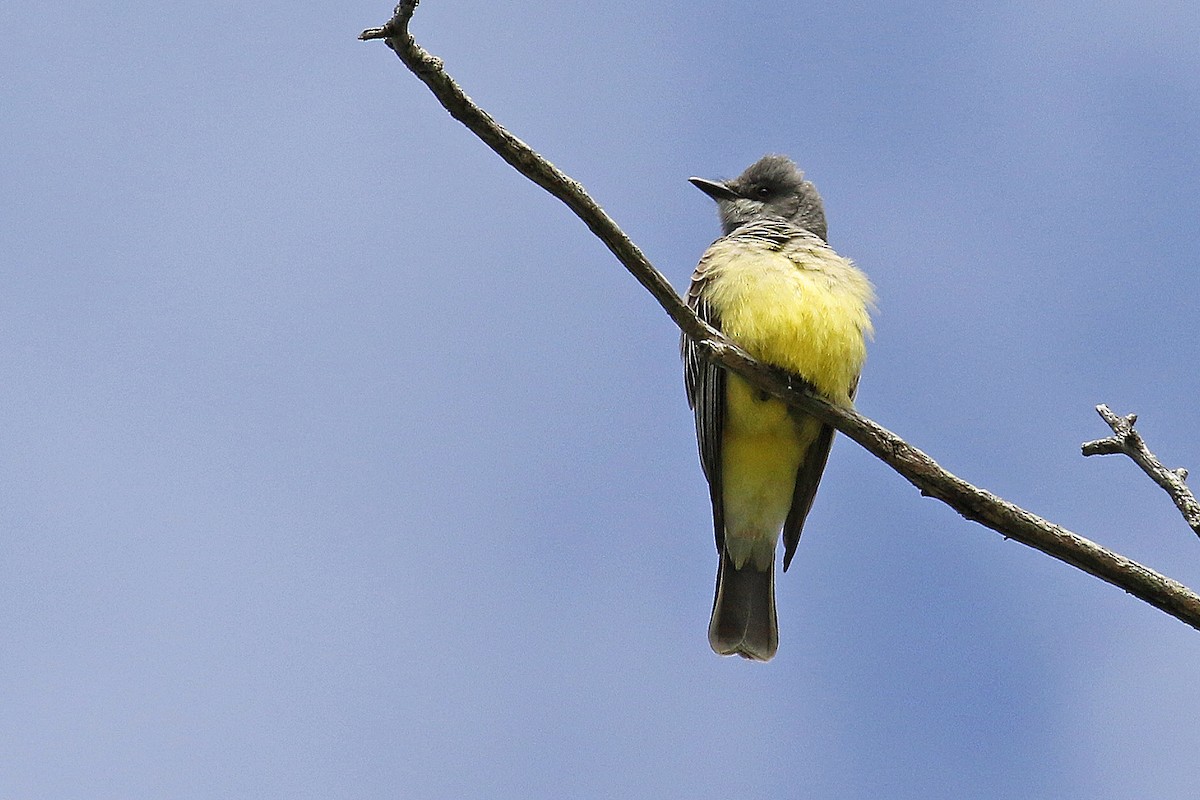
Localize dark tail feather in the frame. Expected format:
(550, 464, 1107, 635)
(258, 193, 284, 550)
(708, 547, 778, 661)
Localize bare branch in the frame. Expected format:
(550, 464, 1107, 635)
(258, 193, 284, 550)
(1083, 404, 1200, 538)
(359, 2, 1200, 631)
(359, 2, 702, 343)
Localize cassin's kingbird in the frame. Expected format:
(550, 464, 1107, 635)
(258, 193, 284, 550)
(682, 155, 873, 661)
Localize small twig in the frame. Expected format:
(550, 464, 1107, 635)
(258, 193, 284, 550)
(359, 2, 1200, 631)
(1083, 404, 1200, 538)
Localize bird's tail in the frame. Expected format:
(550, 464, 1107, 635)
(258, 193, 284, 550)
(708, 547, 778, 661)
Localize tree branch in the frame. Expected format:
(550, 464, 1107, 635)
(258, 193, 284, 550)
(359, 2, 1200, 632)
(1083, 404, 1200, 538)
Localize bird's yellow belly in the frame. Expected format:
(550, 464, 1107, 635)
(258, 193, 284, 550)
(720, 373, 823, 569)
(706, 250, 870, 404)
(706, 246, 870, 568)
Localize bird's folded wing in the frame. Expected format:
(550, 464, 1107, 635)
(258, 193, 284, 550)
(682, 267, 726, 554)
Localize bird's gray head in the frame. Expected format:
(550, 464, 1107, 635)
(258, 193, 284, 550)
(689, 154, 828, 241)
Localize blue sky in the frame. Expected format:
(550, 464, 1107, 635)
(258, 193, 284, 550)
(4, 1, 1200, 797)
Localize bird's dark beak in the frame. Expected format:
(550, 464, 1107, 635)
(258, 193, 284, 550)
(688, 176, 739, 202)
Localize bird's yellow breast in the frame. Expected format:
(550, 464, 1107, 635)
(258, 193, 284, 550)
(701, 237, 873, 404)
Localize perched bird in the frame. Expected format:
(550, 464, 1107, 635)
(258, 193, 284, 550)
(682, 155, 874, 661)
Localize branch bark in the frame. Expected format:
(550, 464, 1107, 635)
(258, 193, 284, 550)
(1083, 404, 1200, 538)
(360, 1, 1200, 631)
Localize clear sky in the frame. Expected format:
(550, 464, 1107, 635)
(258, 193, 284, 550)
(4, 1, 1200, 797)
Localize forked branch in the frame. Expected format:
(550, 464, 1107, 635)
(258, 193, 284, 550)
(1083, 404, 1200, 538)
(360, 1, 1200, 631)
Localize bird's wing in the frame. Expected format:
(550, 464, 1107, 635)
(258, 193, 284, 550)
(682, 254, 726, 554)
(781, 422, 835, 571)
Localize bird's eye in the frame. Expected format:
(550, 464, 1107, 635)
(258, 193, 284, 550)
(755, 186, 771, 198)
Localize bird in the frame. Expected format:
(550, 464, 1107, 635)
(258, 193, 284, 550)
(682, 155, 874, 661)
